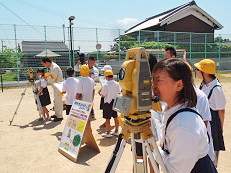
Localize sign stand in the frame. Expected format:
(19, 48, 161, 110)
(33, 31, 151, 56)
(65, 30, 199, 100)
(58, 100, 100, 162)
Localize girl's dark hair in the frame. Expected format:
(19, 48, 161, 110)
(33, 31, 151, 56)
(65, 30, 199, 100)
(153, 58, 197, 107)
(37, 68, 45, 76)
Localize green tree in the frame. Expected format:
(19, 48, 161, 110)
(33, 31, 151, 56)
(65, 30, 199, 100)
(0, 48, 23, 68)
(111, 35, 137, 51)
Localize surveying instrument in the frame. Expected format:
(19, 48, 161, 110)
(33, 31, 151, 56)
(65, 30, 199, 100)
(10, 67, 45, 125)
(104, 48, 167, 173)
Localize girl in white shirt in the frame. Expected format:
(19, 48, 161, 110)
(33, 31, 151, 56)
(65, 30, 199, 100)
(152, 58, 217, 173)
(37, 68, 51, 121)
(194, 59, 226, 167)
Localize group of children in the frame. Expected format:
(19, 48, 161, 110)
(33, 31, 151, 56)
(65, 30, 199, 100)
(36, 51, 226, 171)
(36, 60, 121, 138)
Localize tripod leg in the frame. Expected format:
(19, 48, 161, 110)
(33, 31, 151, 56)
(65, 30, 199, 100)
(144, 140, 160, 173)
(105, 134, 127, 173)
(142, 140, 148, 173)
(10, 83, 30, 125)
(131, 133, 138, 173)
(31, 82, 46, 123)
(149, 138, 168, 173)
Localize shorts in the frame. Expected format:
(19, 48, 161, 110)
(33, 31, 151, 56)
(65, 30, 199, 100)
(103, 99, 118, 119)
(66, 105, 72, 115)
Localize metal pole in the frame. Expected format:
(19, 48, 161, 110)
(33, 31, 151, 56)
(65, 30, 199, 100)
(138, 30, 141, 47)
(14, 24, 19, 82)
(1, 73, 3, 92)
(96, 28, 99, 65)
(69, 20, 74, 68)
(72, 27, 75, 67)
(218, 34, 221, 71)
(62, 24, 65, 43)
(190, 32, 192, 61)
(68, 27, 71, 66)
(174, 32, 176, 47)
(1, 39, 4, 52)
(44, 26, 47, 56)
(205, 33, 207, 58)
(118, 29, 121, 68)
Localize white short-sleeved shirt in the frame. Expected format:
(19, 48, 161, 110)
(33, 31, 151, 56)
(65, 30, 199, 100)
(194, 87, 211, 121)
(194, 87, 214, 161)
(36, 78, 47, 89)
(157, 104, 209, 173)
(200, 78, 226, 111)
(62, 77, 79, 105)
(74, 65, 99, 82)
(100, 80, 121, 103)
(77, 77, 95, 103)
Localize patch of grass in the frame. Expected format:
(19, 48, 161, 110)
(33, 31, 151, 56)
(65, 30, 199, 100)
(2, 72, 18, 82)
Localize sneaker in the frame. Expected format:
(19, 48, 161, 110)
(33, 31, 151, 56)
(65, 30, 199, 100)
(111, 130, 120, 136)
(53, 117, 63, 122)
(38, 117, 43, 121)
(51, 115, 57, 119)
(46, 117, 51, 121)
(101, 132, 112, 138)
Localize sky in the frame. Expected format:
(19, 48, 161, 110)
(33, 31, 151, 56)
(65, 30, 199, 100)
(0, 0, 230, 33)
(0, 0, 230, 52)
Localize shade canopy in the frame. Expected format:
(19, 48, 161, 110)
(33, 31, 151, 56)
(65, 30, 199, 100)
(36, 49, 61, 57)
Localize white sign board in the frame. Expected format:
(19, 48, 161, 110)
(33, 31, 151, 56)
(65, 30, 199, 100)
(58, 100, 92, 162)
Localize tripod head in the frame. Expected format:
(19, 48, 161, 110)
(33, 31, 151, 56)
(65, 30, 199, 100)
(113, 48, 161, 121)
(27, 67, 35, 82)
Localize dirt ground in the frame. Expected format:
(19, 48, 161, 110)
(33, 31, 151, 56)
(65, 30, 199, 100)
(0, 81, 230, 173)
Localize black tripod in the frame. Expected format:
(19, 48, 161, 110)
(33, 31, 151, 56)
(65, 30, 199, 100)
(10, 68, 45, 125)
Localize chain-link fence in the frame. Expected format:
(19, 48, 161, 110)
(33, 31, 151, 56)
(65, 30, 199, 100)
(0, 24, 231, 82)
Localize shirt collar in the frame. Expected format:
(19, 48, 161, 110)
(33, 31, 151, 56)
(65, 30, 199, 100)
(163, 103, 185, 120)
(205, 78, 219, 88)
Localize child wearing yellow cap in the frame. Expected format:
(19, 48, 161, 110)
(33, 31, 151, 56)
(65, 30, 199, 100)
(100, 70, 121, 138)
(194, 59, 226, 167)
(76, 65, 95, 104)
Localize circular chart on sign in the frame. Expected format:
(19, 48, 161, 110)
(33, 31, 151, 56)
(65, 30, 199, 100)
(73, 134, 81, 147)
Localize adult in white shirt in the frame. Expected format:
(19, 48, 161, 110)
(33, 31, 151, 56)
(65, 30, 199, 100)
(61, 68, 79, 115)
(152, 58, 217, 173)
(74, 56, 99, 82)
(41, 57, 63, 122)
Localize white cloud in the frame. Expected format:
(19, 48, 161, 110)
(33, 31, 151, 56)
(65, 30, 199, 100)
(117, 18, 138, 25)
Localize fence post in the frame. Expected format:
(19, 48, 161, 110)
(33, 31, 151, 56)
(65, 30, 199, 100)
(63, 24, 65, 44)
(190, 32, 192, 61)
(138, 30, 141, 47)
(218, 34, 221, 71)
(118, 29, 121, 68)
(174, 32, 176, 47)
(68, 27, 71, 66)
(72, 27, 75, 66)
(14, 24, 19, 82)
(44, 26, 47, 56)
(204, 33, 207, 58)
(96, 28, 99, 65)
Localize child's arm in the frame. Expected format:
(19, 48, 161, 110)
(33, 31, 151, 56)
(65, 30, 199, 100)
(98, 87, 102, 95)
(76, 93, 81, 100)
(218, 109, 225, 132)
(92, 89, 95, 100)
(38, 87, 43, 96)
